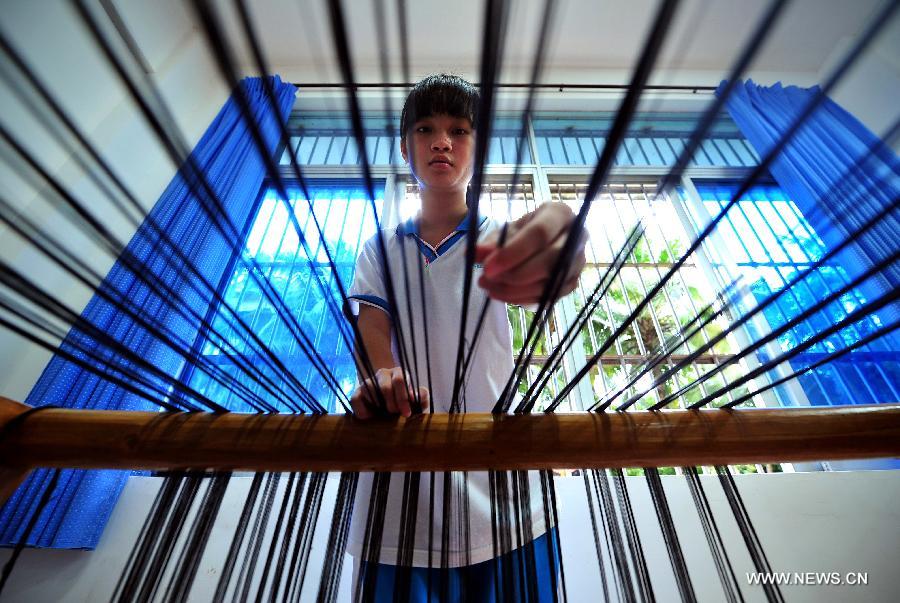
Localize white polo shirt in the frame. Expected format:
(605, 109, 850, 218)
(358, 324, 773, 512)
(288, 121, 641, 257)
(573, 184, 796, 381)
(347, 212, 548, 567)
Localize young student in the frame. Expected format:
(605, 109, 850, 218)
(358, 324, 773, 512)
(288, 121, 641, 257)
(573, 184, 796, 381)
(347, 74, 586, 601)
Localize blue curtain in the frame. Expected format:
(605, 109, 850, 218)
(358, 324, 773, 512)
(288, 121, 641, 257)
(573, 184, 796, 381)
(0, 76, 296, 549)
(719, 80, 899, 292)
(718, 80, 899, 408)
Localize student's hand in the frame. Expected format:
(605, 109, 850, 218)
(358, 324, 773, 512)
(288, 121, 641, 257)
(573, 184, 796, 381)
(350, 367, 430, 419)
(475, 202, 587, 304)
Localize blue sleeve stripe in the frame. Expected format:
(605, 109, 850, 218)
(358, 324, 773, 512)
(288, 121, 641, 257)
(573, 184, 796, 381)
(350, 294, 391, 315)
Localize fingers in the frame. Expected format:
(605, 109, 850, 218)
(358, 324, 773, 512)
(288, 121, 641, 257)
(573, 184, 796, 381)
(481, 261, 583, 304)
(479, 280, 551, 304)
(377, 369, 397, 414)
(418, 387, 431, 412)
(474, 243, 493, 264)
(481, 204, 572, 279)
(480, 237, 564, 287)
(475, 229, 503, 263)
(351, 367, 429, 419)
(392, 370, 412, 418)
(477, 203, 587, 304)
(350, 385, 375, 420)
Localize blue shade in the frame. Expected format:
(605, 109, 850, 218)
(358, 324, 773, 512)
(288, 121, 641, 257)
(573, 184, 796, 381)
(0, 76, 296, 549)
(695, 182, 899, 408)
(280, 115, 531, 166)
(531, 112, 758, 167)
(186, 185, 384, 414)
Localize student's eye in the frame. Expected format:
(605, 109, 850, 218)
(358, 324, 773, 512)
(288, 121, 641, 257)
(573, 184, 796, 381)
(453, 128, 470, 136)
(415, 126, 431, 134)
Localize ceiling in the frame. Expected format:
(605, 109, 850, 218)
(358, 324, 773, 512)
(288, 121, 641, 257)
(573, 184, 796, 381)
(104, 0, 891, 84)
(191, 0, 887, 86)
(11, 0, 888, 117)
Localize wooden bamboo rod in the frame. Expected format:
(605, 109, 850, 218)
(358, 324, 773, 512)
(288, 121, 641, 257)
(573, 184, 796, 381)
(0, 398, 33, 499)
(1, 403, 898, 472)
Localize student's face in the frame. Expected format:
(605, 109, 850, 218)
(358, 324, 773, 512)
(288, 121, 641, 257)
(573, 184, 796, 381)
(401, 113, 475, 195)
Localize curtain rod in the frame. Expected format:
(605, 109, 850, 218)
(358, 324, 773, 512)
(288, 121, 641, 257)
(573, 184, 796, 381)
(292, 82, 718, 93)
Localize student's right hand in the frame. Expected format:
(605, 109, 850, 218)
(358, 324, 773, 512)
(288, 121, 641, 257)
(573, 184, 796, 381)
(350, 367, 430, 419)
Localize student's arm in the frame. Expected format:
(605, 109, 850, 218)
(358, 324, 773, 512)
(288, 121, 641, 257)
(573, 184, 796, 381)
(476, 202, 587, 304)
(349, 305, 429, 419)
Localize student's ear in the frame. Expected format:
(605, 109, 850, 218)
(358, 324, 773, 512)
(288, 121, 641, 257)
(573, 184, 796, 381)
(400, 136, 408, 163)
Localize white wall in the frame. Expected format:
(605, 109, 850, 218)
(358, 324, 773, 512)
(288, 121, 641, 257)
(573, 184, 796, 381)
(822, 14, 900, 154)
(0, 471, 897, 602)
(0, 0, 231, 402)
(555, 471, 900, 602)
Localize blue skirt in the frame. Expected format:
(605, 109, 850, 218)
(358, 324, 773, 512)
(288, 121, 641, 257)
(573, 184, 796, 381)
(356, 528, 560, 602)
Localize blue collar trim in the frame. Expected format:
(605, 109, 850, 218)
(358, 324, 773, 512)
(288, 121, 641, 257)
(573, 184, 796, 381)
(394, 211, 487, 238)
(453, 211, 487, 233)
(395, 212, 487, 262)
(436, 230, 466, 256)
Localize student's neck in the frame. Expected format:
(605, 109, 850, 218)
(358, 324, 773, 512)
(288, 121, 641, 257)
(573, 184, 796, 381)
(418, 190, 468, 234)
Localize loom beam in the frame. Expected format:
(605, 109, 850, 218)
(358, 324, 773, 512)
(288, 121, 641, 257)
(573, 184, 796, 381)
(1, 399, 898, 473)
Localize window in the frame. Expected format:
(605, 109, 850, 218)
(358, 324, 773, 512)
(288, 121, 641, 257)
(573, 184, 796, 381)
(690, 183, 899, 407)
(184, 185, 383, 413)
(532, 112, 758, 167)
(548, 182, 752, 410)
(281, 113, 530, 166)
(191, 110, 881, 425)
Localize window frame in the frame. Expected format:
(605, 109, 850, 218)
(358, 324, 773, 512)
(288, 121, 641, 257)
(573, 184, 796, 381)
(195, 111, 809, 419)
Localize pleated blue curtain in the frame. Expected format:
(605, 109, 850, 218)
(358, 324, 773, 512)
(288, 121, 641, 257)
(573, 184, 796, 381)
(0, 76, 296, 549)
(719, 80, 900, 407)
(720, 79, 900, 291)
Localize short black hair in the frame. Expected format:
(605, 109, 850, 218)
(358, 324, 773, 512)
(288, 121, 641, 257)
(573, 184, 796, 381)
(400, 74, 479, 136)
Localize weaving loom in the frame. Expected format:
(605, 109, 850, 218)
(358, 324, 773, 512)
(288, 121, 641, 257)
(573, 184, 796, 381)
(1, 0, 899, 601)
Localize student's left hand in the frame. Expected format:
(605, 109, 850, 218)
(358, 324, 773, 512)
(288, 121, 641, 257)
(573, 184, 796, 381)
(475, 202, 587, 304)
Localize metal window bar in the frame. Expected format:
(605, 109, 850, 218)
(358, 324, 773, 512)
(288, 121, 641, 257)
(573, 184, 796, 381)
(286, 113, 757, 169)
(703, 190, 822, 387)
(520, 183, 568, 409)
(281, 193, 345, 392)
(480, 181, 563, 408)
(775, 199, 900, 401)
(200, 196, 323, 409)
(549, 181, 755, 410)
(593, 193, 684, 407)
(704, 185, 898, 405)
(293, 191, 382, 402)
(614, 186, 705, 407)
(674, 178, 809, 415)
(251, 197, 330, 351)
(283, 132, 530, 167)
(712, 191, 844, 405)
(192, 196, 322, 409)
(621, 184, 739, 407)
(555, 184, 634, 404)
(776, 194, 896, 339)
(558, 182, 663, 407)
(191, 187, 382, 412)
(704, 186, 879, 408)
(531, 113, 758, 168)
(303, 192, 355, 352)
